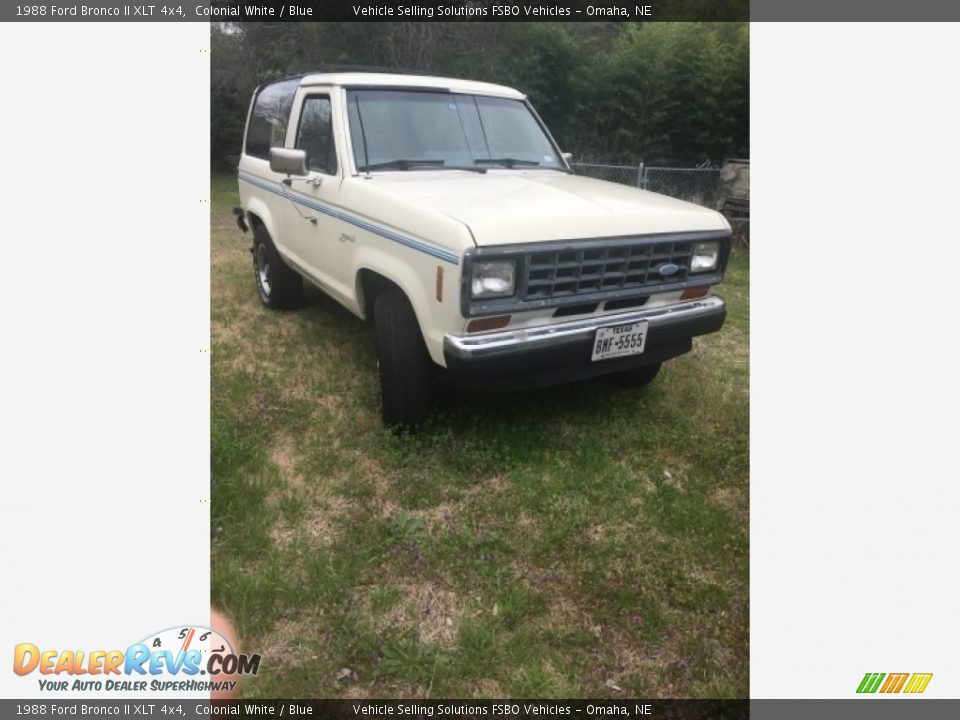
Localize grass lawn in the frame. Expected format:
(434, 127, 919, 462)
(210, 173, 749, 698)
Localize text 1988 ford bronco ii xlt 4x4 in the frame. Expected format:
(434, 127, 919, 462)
(236, 71, 730, 427)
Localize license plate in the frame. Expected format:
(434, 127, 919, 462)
(591, 321, 649, 361)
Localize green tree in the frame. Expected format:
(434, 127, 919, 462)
(209, 21, 748, 170)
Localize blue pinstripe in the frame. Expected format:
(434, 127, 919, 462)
(238, 171, 461, 265)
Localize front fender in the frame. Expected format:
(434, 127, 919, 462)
(353, 246, 460, 367)
(243, 194, 280, 248)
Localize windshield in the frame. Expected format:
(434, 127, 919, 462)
(346, 89, 564, 172)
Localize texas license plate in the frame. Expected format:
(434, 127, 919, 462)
(591, 321, 649, 361)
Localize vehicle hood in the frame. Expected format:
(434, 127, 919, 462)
(366, 170, 729, 246)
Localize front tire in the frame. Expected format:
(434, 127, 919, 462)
(374, 288, 433, 429)
(252, 225, 302, 310)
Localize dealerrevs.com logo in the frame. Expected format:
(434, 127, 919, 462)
(13, 626, 261, 693)
(856, 672, 933, 694)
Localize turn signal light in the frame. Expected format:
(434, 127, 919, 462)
(467, 315, 511, 333)
(680, 286, 710, 300)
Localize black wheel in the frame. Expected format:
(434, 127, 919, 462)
(374, 288, 433, 429)
(608, 362, 662, 388)
(252, 224, 302, 309)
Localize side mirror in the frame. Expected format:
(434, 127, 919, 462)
(269, 147, 308, 176)
(561, 152, 573, 163)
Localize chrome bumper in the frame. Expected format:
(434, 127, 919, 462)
(443, 296, 726, 361)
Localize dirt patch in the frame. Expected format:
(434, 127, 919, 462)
(710, 486, 739, 511)
(270, 495, 351, 548)
(270, 433, 303, 487)
(379, 498, 399, 519)
(462, 475, 506, 502)
(585, 625, 663, 693)
(305, 497, 350, 542)
(546, 595, 585, 629)
(269, 524, 296, 547)
(359, 582, 463, 648)
(409, 502, 456, 534)
(471, 678, 505, 696)
(259, 615, 326, 670)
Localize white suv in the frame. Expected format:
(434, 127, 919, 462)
(236, 71, 730, 427)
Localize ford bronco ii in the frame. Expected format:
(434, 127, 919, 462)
(235, 71, 730, 427)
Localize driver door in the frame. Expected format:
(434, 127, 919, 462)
(279, 88, 352, 305)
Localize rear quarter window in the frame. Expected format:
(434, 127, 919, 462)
(244, 78, 300, 160)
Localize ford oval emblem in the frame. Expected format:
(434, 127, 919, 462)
(658, 262, 680, 277)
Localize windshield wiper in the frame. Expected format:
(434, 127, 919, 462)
(360, 159, 487, 174)
(360, 159, 446, 171)
(475, 157, 541, 168)
(443, 165, 487, 174)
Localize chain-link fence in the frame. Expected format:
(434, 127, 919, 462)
(567, 162, 646, 188)
(571, 162, 723, 209)
(643, 166, 723, 208)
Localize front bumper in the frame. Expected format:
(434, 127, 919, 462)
(443, 296, 726, 391)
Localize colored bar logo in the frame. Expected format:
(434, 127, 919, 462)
(857, 672, 933, 694)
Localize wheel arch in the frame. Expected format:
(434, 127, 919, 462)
(354, 255, 442, 365)
(243, 196, 279, 246)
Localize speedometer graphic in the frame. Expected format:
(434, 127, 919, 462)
(136, 625, 240, 677)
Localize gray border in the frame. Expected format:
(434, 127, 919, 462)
(0, 1, 209, 22)
(13, 0, 960, 23)
(752, 699, 960, 719)
(751, 0, 960, 20)
(2, 700, 959, 717)
(18, 0, 960, 22)
(8, 1, 960, 22)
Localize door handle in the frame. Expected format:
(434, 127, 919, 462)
(282, 176, 323, 189)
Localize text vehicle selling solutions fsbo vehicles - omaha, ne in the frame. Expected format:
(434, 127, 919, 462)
(235, 71, 731, 427)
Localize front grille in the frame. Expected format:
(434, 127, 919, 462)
(522, 239, 694, 301)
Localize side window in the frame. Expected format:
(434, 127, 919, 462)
(296, 96, 337, 175)
(245, 78, 299, 160)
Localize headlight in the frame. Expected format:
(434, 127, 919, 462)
(470, 260, 516, 299)
(690, 241, 720, 273)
